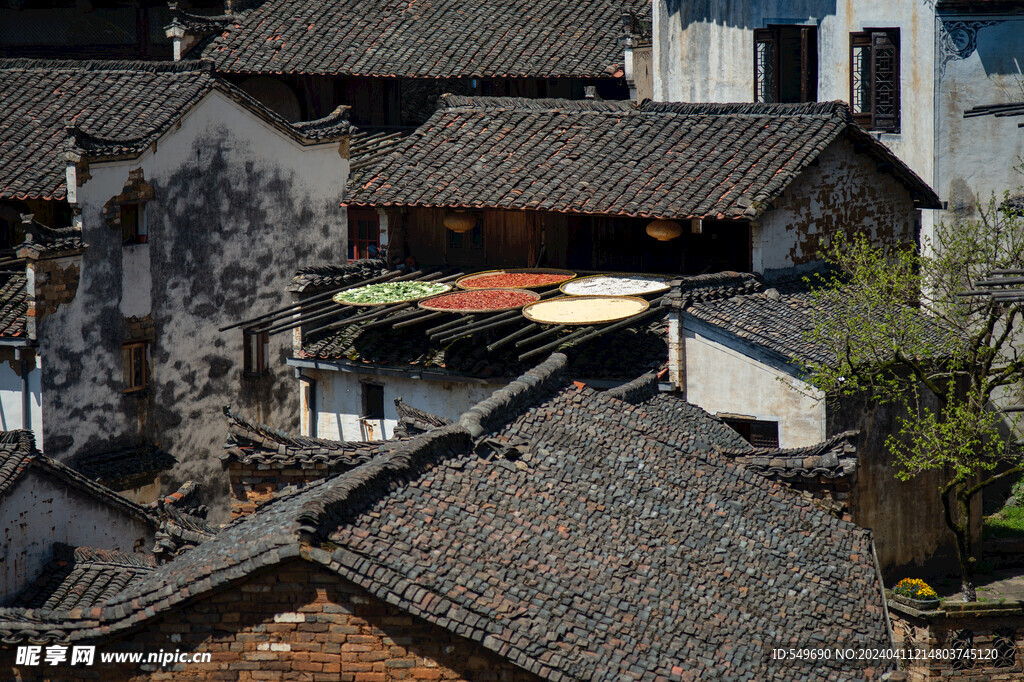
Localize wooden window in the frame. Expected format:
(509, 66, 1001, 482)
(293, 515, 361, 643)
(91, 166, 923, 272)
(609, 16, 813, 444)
(122, 341, 147, 393)
(850, 30, 900, 132)
(348, 209, 380, 260)
(754, 26, 817, 103)
(362, 383, 384, 420)
(722, 417, 780, 449)
(120, 202, 147, 245)
(243, 330, 269, 377)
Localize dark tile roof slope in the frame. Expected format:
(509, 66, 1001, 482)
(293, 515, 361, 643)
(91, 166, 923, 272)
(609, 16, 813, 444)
(8, 545, 156, 611)
(70, 444, 176, 489)
(0, 271, 27, 339)
(350, 97, 940, 218)
(349, 127, 417, 189)
(288, 258, 389, 293)
(0, 430, 35, 497)
(222, 407, 388, 468)
(0, 59, 349, 201)
(2, 355, 889, 679)
(717, 430, 860, 480)
(201, 0, 647, 79)
(324, 379, 889, 679)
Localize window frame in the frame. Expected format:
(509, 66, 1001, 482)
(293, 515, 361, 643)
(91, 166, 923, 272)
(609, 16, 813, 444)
(361, 382, 385, 420)
(120, 201, 148, 245)
(348, 209, 380, 261)
(242, 329, 270, 377)
(122, 341, 148, 393)
(849, 29, 900, 133)
(754, 25, 818, 104)
(722, 416, 780, 449)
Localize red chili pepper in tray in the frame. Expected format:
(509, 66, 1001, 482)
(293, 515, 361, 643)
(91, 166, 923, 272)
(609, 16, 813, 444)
(421, 289, 537, 311)
(460, 272, 572, 289)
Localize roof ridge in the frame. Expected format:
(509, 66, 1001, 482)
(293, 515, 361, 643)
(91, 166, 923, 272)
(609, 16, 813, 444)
(458, 352, 569, 437)
(0, 58, 215, 73)
(439, 94, 636, 113)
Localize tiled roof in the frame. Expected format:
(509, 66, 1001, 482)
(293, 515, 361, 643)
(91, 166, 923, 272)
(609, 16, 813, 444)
(348, 127, 417, 190)
(392, 397, 453, 438)
(0, 271, 27, 339)
(70, 444, 176, 489)
(288, 258, 389, 293)
(1, 355, 889, 679)
(717, 430, 860, 480)
(221, 407, 387, 469)
(349, 97, 941, 218)
(0, 429, 159, 529)
(201, 0, 646, 79)
(301, 302, 668, 380)
(8, 545, 156, 611)
(0, 59, 350, 201)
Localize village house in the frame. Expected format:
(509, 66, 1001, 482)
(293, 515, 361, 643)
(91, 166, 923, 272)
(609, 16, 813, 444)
(1, 354, 895, 680)
(651, 0, 1024, 240)
(257, 95, 938, 442)
(0, 59, 349, 515)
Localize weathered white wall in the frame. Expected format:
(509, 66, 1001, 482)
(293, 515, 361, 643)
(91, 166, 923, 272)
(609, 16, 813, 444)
(120, 243, 151, 318)
(0, 350, 41, 436)
(682, 319, 826, 448)
(755, 137, 920, 272)
(0, 467, 153, 601)
(653, 0, 936, 184)
(304, 369, 503, 441)
(41, 89, 347, 518)
(934, 14, 1024, 217)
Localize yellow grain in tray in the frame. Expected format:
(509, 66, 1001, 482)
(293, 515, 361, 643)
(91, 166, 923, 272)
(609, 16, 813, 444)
(522, 296, 649, 325)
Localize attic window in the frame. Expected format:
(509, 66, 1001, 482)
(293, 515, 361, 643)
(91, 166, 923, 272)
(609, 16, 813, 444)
(850, 30, 900, 133)
(362, 383, 385, 420)
(121, 202, 147, 245)
(722, 417, 780, 449)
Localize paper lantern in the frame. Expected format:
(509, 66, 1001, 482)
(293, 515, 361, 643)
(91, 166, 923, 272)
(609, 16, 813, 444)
(645, 219, 683, 241)
(444, 211, 476, 233)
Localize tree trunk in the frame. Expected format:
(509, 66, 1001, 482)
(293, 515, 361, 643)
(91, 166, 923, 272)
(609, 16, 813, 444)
(942, 484, 977, 602)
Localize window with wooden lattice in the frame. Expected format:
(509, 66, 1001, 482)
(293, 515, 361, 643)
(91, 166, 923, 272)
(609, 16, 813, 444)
(754, 25, 817, 104)
(850, 29, 900, 132)
(348, 209, 380, 261)
(722, 417, 780, 449)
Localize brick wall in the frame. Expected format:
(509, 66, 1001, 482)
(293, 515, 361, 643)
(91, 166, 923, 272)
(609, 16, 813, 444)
(780, 474, 855, 523)
(226, 462, 332, 519)
(888, 600, 1024, 680)
(6, 558, 539, 682)
(28, 257, 80, 325)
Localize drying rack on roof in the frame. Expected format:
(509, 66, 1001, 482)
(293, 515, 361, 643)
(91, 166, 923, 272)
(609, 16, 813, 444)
(221, 265, 669, 364)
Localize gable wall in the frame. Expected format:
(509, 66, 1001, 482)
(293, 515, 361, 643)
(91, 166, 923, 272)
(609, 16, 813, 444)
(754, 136, 919, 272)
(5, 558, 539, 681)
(37, 90, 348, 520)
(0, 468, 153, 600)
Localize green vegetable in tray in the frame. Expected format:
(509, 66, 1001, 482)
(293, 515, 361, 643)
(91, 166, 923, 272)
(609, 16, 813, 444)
(333, 281, 451, 305)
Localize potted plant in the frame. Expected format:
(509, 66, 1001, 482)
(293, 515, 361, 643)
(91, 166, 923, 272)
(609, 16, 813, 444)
(891, 578, 940, 610)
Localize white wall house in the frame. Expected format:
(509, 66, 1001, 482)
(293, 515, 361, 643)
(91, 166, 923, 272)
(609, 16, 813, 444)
(0, 60, 350, 517)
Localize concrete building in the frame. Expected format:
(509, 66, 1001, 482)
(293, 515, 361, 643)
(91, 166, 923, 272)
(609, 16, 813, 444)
(652, 0, 1024, 236)
(0, 59, 349, 514)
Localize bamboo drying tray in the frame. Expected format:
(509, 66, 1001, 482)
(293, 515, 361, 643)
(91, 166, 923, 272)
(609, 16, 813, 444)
(417, 288, 540, 313)
(521, 295, 649, 326)
(455, 268, 577, 290)
(333, 282, 452, 307)
(560, 273, 671, 297)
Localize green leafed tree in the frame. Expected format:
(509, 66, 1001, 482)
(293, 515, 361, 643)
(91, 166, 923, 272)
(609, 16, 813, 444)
(798, 196, 1024, 601)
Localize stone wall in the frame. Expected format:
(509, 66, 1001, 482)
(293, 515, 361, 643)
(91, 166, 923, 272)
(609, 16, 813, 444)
(888, 599, 1024, 680)
(5, 559, 539, 681)
(779, 473, 856, 524)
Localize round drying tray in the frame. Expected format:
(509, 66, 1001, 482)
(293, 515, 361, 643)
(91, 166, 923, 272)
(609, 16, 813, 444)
(521, 295, 650, 326)
(455, 268, 577, 290)
(332, 281, 452, 306)
(560, 273, 671, 297)
(417, 288, 540, 313)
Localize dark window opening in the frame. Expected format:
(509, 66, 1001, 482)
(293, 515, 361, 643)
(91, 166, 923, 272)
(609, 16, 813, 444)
(722, 417, 780, 449)
(243, 330, 270, 377)
(121, 202, 147, 245)
(754, 25, 817, 103)
(122, 341, 147, 393)
(362, 383, 385, 420)
(850, 29, 900, 133)
(348, 209, 381, 260)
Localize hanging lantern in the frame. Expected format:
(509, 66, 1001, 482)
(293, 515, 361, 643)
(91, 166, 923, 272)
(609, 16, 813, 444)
(443, 210, 476, 233)
(645, 219, 683, 241)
